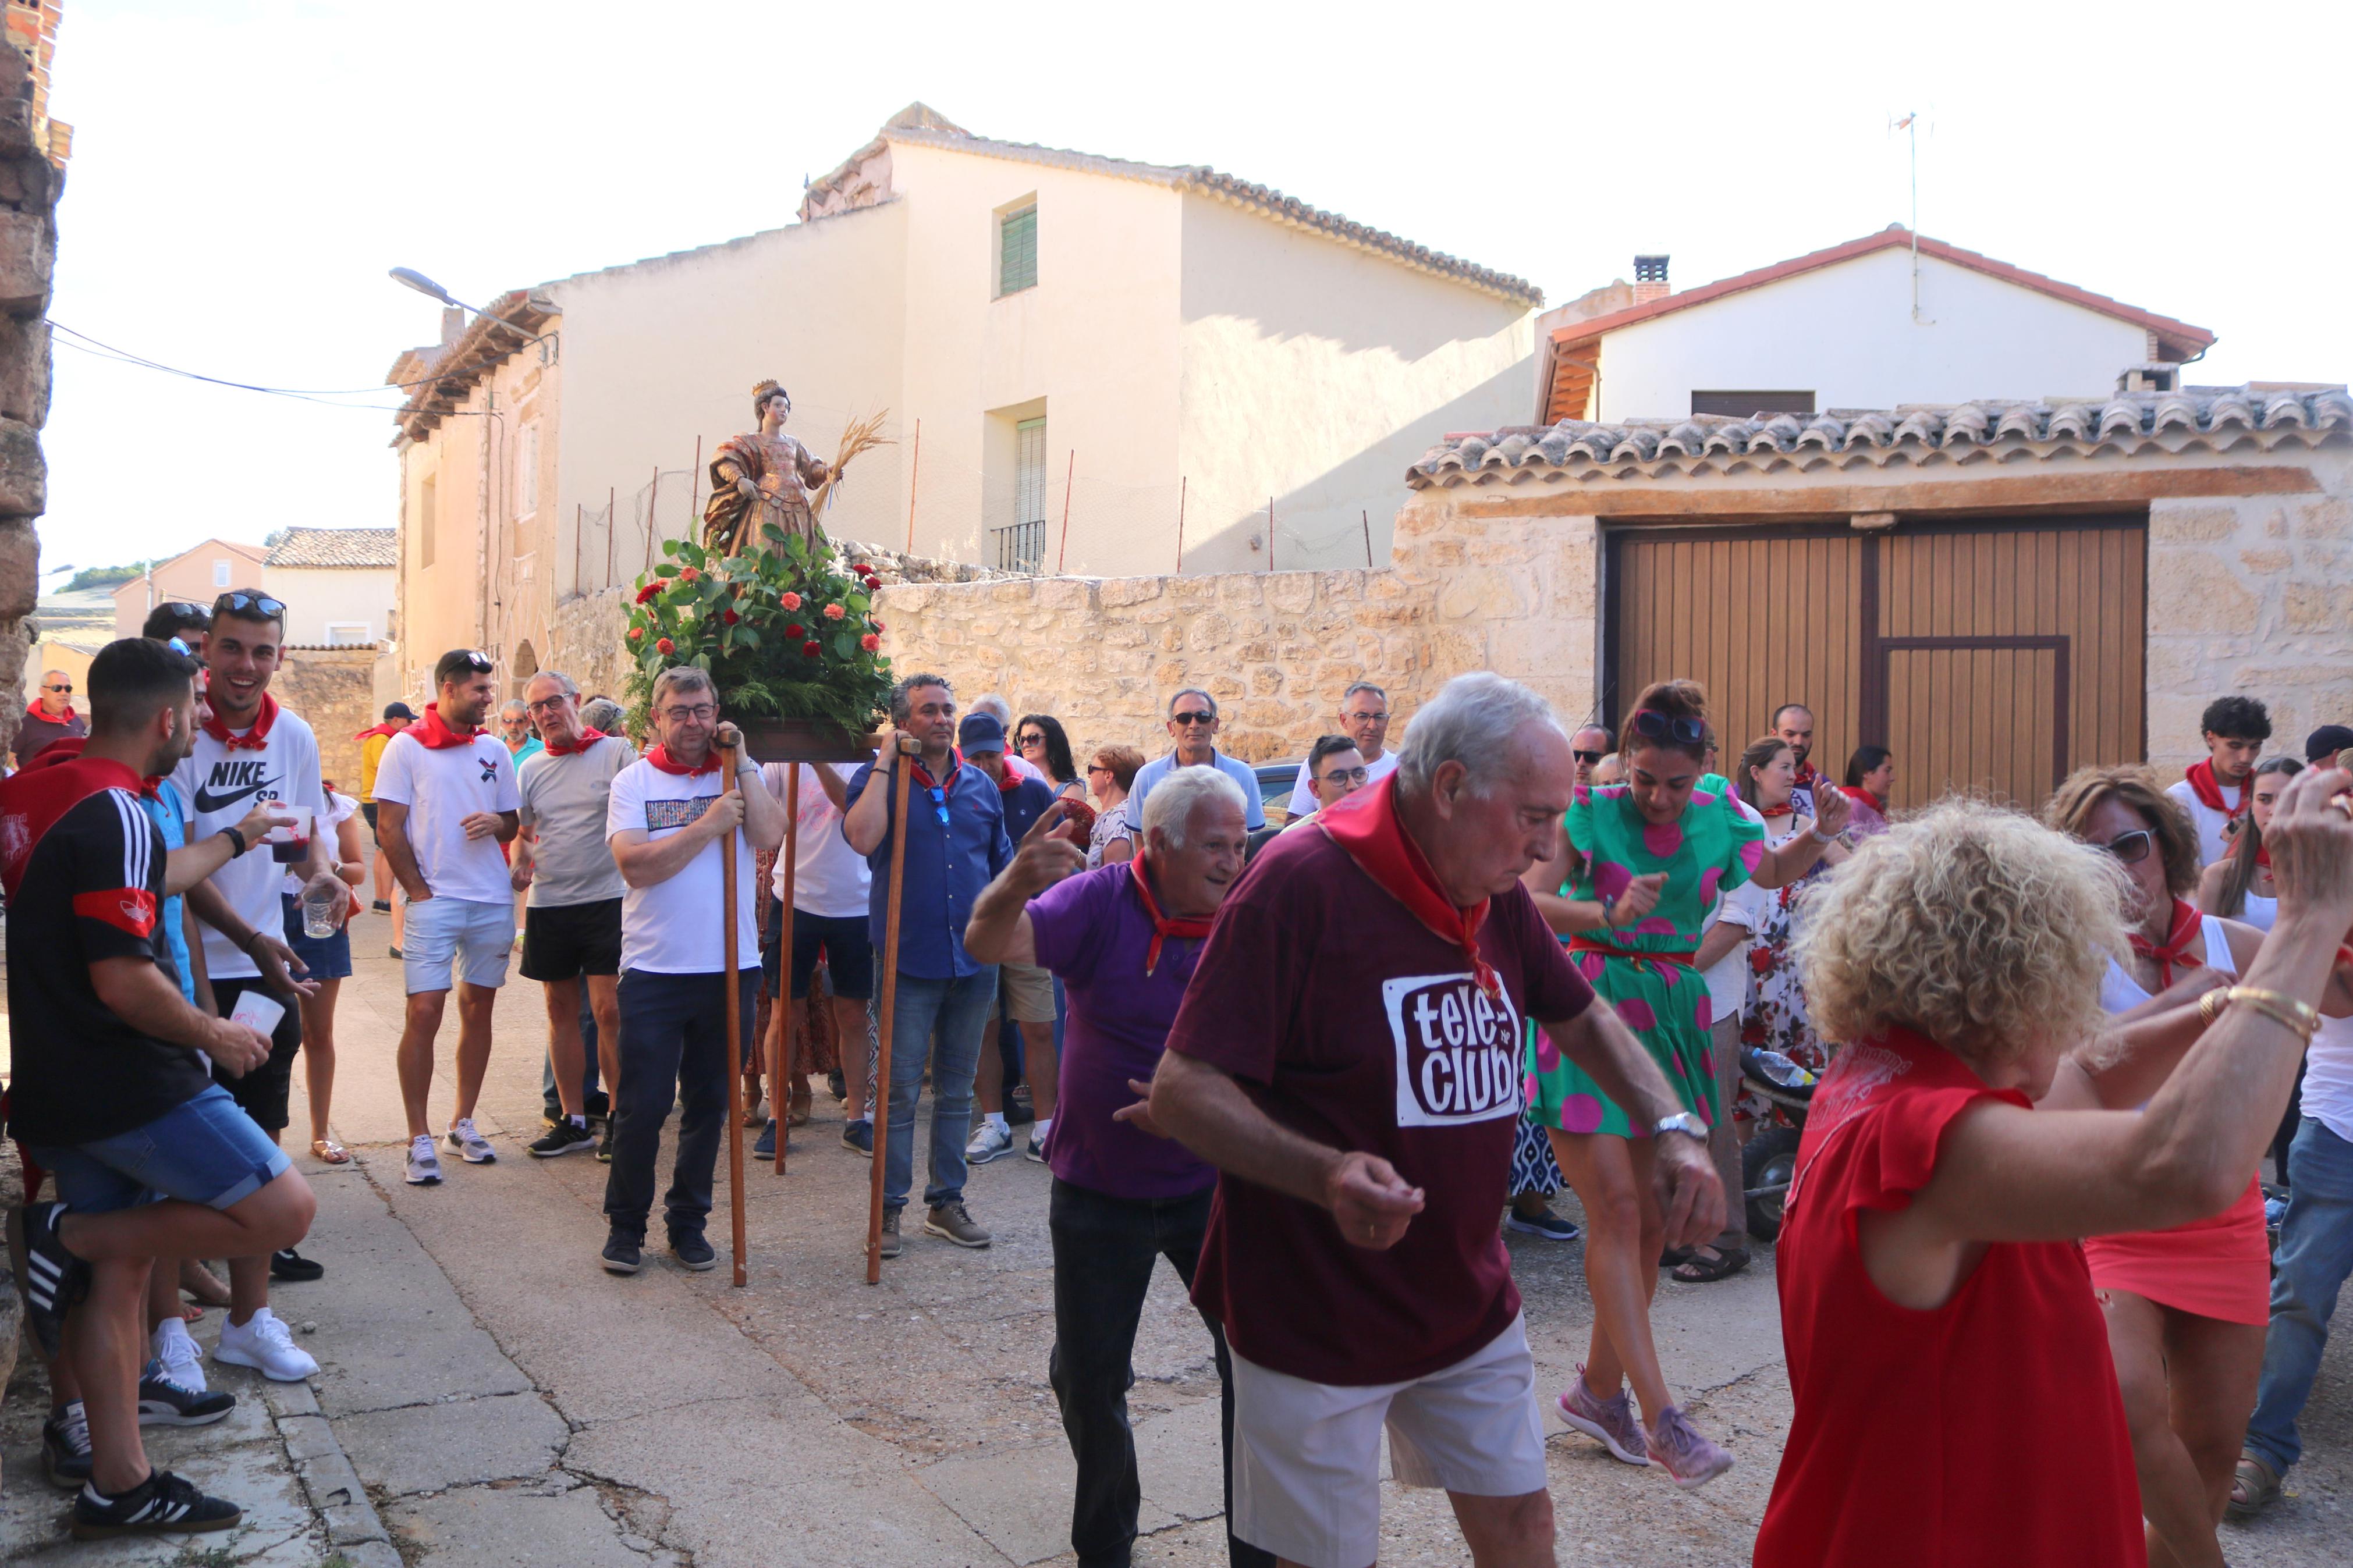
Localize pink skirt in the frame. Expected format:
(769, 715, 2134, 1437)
(2082, 1177, 2270, 1325)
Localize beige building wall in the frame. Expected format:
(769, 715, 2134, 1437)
(261, 564, 395, 646)
(111, 539, 268, 637)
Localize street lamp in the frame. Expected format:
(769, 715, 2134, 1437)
(390, 267, 556, 356)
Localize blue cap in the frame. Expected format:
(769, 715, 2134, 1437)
(957, 712, 1007, 754)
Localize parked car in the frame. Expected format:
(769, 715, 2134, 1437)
(1254, 760, 1301, 827)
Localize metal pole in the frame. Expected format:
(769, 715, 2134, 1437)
(606, 485, 616, 591)
(720, 739, 748, 1286)
(1056, 450, 1076, 575)
(1268, 496, 1275, 573)
(574, 503, 583, 596)
(646, 465, 659, 579)
(904, 418, 921, 556)
(1176, 476, 1186, 573)
(1362, 509, 1374, 568)
(865, 736, 917, 1283)
(684, 435, 702, 568)
(774, 766, 800, 1174)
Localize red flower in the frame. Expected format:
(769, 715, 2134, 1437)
(722, 609, 740, 624)
(801, 640, 822, 659)
(1748, 947, 1774, 975)
(634, 582, 661, 603)
(783, 621, 804, 639)
(860, 633, 880, 652)
(823, 603, 846, 621)
(628, 626, 644, 641)
(863, 573, 882, 588)
(655, 637, 675, 655)
(779, 591, 802, 610)
(679, 566, 701, 583)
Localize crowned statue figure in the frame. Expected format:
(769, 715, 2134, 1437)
(701, 379, 832, 556)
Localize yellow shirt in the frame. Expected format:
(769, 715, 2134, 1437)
(360, 731, 392, 802)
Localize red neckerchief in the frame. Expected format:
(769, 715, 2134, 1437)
(1129, 852, 1215, 976)
(410, 703, 484, 751)
(1794, 759, 1820, 790)
(996, 766, 1023, 795)
(643, 743, 720, 777)
(2131, 898, 2207, 988)
(1759, 803, 1795, 821)
(0, 753, 145, 897)
(2184, 758, 2251, 818)
(541, 727, 609, 758)
(353, 721, 404, 741)
(1318, 773, 1500, 1000)
(26, 699, 76, 724)
(1838, 785, 1883, 813)
(201, 692, 279, 752)
(909, 749, 963, 792)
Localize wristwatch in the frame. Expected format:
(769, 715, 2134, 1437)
(1653, 1112, 1708, 1142)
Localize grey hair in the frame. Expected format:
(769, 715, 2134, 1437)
(1342, 681, 1387, 706)
(500, 699, 529, 718)
(526, 669, 580, 698)
(890, 673, 952, 724)
(580, 697, 624, 732)
(1168, 687, 1218, 718)
(970, 692, 1013, 724)
(1395, 673, 1567, 797)
(651, 666, 716, 707)
(1142, 766, 1248, 848)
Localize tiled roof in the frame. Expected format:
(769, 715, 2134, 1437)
(1408, 385, 2353, 489)
(264, 527, 398, 568)
(803, 104, 1544, 308)
(390, 290, 558, 441)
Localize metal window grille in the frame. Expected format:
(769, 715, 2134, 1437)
(999, 205, 1037, 294)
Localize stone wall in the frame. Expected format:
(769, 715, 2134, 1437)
(0, 41, 58, 759)
(278, 645, 379, 794)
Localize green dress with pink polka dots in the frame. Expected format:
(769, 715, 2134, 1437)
(1524, 778, 1767, 1139)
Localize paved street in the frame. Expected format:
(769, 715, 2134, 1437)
(6, 907, 2352, 1564)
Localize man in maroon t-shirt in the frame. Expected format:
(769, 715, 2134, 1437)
(1152, 673, 1723, 1568)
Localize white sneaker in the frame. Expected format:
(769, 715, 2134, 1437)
(214, 1307, 319, 1382)
(406, 1133, 443, 1185)
(965, 1120, 1014, 1164)
(446, 1118, 497, 1164)
(152, 1318, 207, 1392)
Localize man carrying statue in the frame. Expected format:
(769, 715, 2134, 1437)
(701, 379, 832, 556)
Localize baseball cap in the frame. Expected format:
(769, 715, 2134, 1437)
(957, 713, 1007, 754)
(2306, 724, 2353, 765)
(384, 701, 418, 721)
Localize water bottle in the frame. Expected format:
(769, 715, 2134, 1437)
(301, 871, 345, 939)
(1752, 1050, 1816, 1088)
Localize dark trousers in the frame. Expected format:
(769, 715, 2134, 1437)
(602, 969, 754, 1242)
(1048, 1178, 1273, 1568)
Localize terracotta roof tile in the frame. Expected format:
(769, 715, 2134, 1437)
(262, 527, 397, 568)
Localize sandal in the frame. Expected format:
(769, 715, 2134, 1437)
(1659, 1245, 1696, 1269)
(179, 1259, 232, 1310)
(2228, 1452, 2281, 1520)
(311, 1137, 352, 1165)
(1671, 1245, 1751, 1283)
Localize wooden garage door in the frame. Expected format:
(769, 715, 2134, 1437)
(1605, 517, 2146, 811)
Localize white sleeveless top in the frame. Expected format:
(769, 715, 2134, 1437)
(2304, 1011, 2353, 1144)
(2237, 891, 2277, 932)
(2099, 914, 2237, 1015)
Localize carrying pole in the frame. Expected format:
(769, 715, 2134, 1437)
(865, 735, 918, 1283)
(719, 739, 748, 1286)
(773, 766, 800, 1174)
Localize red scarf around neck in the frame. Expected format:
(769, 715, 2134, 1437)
(1318, 774, 1499, 1000)
(542, 727, 609, 758)
(353, 720, 404, 741)
(26, 699, 76, 724)
(1759, 803, 1796, 821)
(410, 703, 484, 751)
(644, 742, 720, 777)
(1128, 852, 1215, 976)
(2184, 758, 2251, 817)
(201, 692, 279, 752)
(1838, 785, 1884, 814)
(2132, 898, 2208, 989)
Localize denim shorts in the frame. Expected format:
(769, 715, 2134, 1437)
(404, 894, 514, 994)
(30, 1083, 293, 1215)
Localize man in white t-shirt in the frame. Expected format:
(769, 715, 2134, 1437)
(374, 649, 522, 1186)
(599, 667, 785, 1275)
(753, 760, 875, 1161)
(2163, 695, 2273, 866)
(1283, 680, 1397, 818)
(511, 671, 636, 1161)
(172, 588, 331, 1381)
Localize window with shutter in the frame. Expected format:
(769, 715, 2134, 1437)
(999, 205, 1037, 296)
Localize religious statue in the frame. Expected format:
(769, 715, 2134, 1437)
(701, 379, 832, 556)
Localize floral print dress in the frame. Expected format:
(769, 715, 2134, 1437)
(1526, 781, 1767, 1137)
(1734, 820, 1832, 1078)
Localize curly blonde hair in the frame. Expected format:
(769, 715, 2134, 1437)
(1793, 800, 2128, 1066)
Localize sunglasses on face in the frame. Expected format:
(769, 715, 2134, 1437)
(1171, 711, 1216, 726)
(1086, 763, 1111, 776)
(212, 591, 287, 620)
(1019, 733, 1046, 748)
(2100, 828, 2156, 865)
(43, 682, 70, 693)
(1631, 709, 1706, 746)
(1573, 749, 1605, 766)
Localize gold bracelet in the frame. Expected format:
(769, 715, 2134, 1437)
(2199, 988, 2226, 1027)
(2223, 986, 2320, 1043)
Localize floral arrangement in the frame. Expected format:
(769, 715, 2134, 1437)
(623, 524, 891, 735)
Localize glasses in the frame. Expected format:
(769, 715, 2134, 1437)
(2100, 829, 2156, 865)
(1171, 710, 1216, 726)
(43, 681, 70, 692)
(212, 591, 287, 620)
(1320, 767, 1370, 786)
(1018, 733, 1047, 748)
(923, 783, 949, 827)
(1573, 749, 1605, 766)
(450, 649, 495, 674)
(1343, 710, 1389, 725)
(1631, 709, 1706, 747)
(525, 694, 572, 713)
(1085, 763, 1111, 776)
(661, 703, 718, 723)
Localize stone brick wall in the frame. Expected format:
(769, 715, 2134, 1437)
(277, 646, 379, 795)
(0, 41, 56, 760)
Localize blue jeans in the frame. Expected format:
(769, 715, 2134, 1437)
(602, 969, 755, 1242)
(2245, 1117, 2353, 1475)
(883, 968, 996, 1215)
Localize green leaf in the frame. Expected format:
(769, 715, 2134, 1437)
(662, 539, 682, 557)
(761, 523, 787, 545)
(832, 630, 856, 659)
(736, 626, 761, 649)
(846, 592, 870, 614)
(655, 564, 679, 578)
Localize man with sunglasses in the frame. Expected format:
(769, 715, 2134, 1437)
(1568, 724, 1612, 788)
(17, 667, 90, 767)
(372, 648, 521, 1185)
(1283, 681, 1395, 818)
(844, 674, 1012, 1256)
(1124, 689, 1267, 841)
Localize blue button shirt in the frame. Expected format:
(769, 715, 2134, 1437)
(1121, 749, 1267, 836)
(845, 756, 1012, 981)
(998, 772, 1058, 847)
(137, 784, 196, 1005)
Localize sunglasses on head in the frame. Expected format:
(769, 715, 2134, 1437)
(213, 591, 286, 620)
(1573, 749, 1605, 766)
(2100, 828, 2156, 865)
(1630, 709, 1706, 746)
(452, 650, 494, 674)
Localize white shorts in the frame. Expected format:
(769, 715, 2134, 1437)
(404, 895, 513, 994)
(1229, 1313, 1547, 1568)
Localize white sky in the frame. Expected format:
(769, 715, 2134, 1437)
(40, 0, 2353, 575)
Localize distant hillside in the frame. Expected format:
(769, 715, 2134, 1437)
(64, 561, 151, 591)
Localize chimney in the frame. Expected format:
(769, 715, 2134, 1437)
(441, 307, 466, 346)
(1633, 254, 1670, 305)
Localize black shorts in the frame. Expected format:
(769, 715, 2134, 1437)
(520, 898, 623, 982)
(361, 801, 379, 844)
(210, 975, 303, 1135)
(760, 896, 874, 1001)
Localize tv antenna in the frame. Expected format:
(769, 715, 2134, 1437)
(1891, 112, 1933, 324)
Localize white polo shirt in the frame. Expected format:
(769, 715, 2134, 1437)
(371, 727, 522, 905)
(606, 758, 759, 975)
(172, 700, 329, 981)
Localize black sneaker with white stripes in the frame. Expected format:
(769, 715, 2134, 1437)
(137, 1367, 236, 1426)
(8, 1199, 90, 1359)
(530, 1118, 598, 1158)
(42, 1400, 91, 1489)
(71, 1469, 242, 1540)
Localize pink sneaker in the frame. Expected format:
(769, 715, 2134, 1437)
(1557, 1366, 1649, 1466)
(1646, 1405, 1734, 1489)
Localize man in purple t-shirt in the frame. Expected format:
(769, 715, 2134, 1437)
(1149, 673, 1725, 1568)
(965, 764, 1272, 1568)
